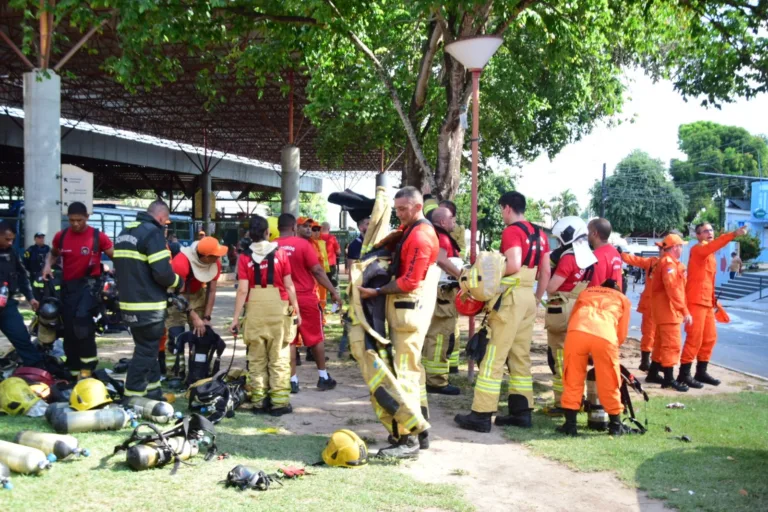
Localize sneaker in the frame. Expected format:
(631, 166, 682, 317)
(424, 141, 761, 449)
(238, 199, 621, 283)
(426, 384, 460, 396)
(270, 404, 293, 417)
(317, 375, 337, 391)
(290, 381, 299, 394)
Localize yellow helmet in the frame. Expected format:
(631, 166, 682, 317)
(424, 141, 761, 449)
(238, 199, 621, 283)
(322, 429, 368, 468)
(267, 216, 280, 242)
(70, 378, 112, 411)
(0, 377, 41, 416)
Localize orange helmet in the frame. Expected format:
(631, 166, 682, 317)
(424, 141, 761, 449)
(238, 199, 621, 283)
(455, 290, 484, 316)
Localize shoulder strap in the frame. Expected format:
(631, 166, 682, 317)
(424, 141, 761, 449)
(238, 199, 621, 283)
(253, 250, 277, 287)
(92, 228, 100, 255)
(511, 222, 542, 267)
(58, 228, 69, 250)
(391, 219, 432, 277)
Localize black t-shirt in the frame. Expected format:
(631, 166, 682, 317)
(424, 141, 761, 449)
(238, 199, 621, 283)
(346, 235, 363, 261)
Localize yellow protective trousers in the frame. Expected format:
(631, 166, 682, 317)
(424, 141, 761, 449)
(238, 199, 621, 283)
(423, 286, 458, 387)
(448, 319, 461, 370)
(544, 283, 586, 407)
(471, 267, 538, 413)
(166, 286, 207, 329)
(348, 258, 440, 438)
(243, 286, 292, 408)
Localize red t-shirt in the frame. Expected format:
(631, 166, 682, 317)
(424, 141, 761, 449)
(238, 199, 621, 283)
(172, 252, 222, 294)
(589, 244, 623, 288)
(277, 236, 320, 295)
(500, 221, 550, 268)
(553, 253, 589, 292)
(53, 226, 113, 281)
(236, 250, 291, 300)
(321, 233, 340, 266)
(396, 223, 439, 292)
(437, 231, 459, 258)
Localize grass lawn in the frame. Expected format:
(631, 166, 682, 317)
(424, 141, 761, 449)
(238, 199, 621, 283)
(501, 391, 768, 512)
(0, 408, 470, 512)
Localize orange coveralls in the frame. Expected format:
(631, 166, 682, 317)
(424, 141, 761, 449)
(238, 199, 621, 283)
(620, 254, 659, 353)
(650, 254, 688, 368)
(681, 232, 736, 364)
(561, 287, 631, 416)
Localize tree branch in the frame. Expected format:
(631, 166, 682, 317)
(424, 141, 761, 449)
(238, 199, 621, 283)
(412, 21, 442, 114)
(432, 8, 454, 44)
(323, 0, 435, 186)
(219, 7, 323, 26)
(493, 0, 540, 35)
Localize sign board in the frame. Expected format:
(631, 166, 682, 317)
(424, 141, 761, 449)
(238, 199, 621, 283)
(753, 208, 766, 219)
(61, 164, 93, 215)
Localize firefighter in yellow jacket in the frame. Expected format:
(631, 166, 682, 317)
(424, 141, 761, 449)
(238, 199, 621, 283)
(455, 191, 551, 432)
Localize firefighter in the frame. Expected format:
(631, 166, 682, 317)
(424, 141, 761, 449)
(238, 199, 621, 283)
(620, 248, 660, 372)
(678, 223, 748, 388)
(320, 222, 341, 289)
(544, 216, 596, 414)
(358, 186, 440, 459)
(650, 234, 691, 392)
(422, 207, 463, 395)
(455, 191, 551, 433)
(0, 221, 43, 367)
(23, 232, 49, 281)
(112, 201, 180, 400)
(587, 218, 623, 289)
(42, 202, 114, 379)
(557, 279, 632, 436)
(437, 199, 464, 374)
(231, 215, 300, 416)
(310, 221, 331, 314)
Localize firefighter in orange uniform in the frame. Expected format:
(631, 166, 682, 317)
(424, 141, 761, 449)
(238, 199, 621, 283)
(650, 234, 691, 392)
(677, 223, 747, 388)
(557, 279, 632, 436)
(620, 249, 660, 372)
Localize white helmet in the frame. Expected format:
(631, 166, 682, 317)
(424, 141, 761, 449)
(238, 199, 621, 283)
(439, 257, 465, 284)
(552, 216, 597, 270)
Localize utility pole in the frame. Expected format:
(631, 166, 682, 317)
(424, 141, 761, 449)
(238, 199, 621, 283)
(600, 163, 606, 217)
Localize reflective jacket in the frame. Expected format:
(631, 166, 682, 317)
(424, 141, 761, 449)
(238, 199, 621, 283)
(0, 246, 33, 301)
(651, 254, 688, 325)
(686, 232, 736, 308)
(113, 212, 180, 326)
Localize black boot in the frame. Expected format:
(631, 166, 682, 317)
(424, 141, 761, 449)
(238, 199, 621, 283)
(608, 414, 631, 436)
(639, 351, 651, 372)
(158, 350, 167, 376)
(494, 394, 533, 428)
(454, 411, 493, 433)
(677, 362, 703, 389)
(376, 435, 420, 459)
(426, 384, 461, 395)
(645, 361, 664, 384)
(661, 366, 689, 392)
(694, 361, 721, 386)
(555, 409, 578, 436)
(418, 430, 429, 450)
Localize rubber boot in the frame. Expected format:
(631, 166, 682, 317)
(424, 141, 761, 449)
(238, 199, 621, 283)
(426, 384, 461, 395)
(454, 411, 493, 433)
(639, 351, 651, 372)
(608, 414, 631, 436)
(645, 361, 664, 384)
(376, 435, 420, 459)
(494, 394, 533, 428)
(158, 350, 167, 377)
(676, 362, 703, 389)
(694, 361, 721, 386)
(661, 367, 688, 392)
(555, 409, 578, 436)
(418, 430, 430, 450)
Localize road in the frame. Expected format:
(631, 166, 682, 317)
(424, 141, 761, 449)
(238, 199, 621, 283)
(625, 284, 768, 379)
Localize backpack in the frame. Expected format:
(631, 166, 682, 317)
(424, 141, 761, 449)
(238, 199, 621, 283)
(459, 251, 507, 302)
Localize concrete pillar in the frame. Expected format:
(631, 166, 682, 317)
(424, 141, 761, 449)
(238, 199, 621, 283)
(24, 70, 61, 246)
(201, 171, 212, 228)
(281, 145, 300, 217)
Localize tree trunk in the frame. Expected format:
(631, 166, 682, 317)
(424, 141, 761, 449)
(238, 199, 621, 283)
(434, 52, 468, 200)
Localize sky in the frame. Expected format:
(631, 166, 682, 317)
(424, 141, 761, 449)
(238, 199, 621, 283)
(322, 68, 768, 228)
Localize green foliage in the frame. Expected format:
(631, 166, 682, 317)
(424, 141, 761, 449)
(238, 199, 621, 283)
(589, 150, 686, 235)
(549, 189, 579, 220)
(737, 233, 762, 262)
(455, 166, 516, 250)
(670, 121, 768, 224)
(526, 199, 550, 224)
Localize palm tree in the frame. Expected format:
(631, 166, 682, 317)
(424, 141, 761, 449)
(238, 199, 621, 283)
(550, 189, 580, 220)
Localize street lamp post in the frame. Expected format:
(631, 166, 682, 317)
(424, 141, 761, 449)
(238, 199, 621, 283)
(445, 35, 503, 379)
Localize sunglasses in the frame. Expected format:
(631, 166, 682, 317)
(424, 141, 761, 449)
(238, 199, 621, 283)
(311, 227, 321, 231)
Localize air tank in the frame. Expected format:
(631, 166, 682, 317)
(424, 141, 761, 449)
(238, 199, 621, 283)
(126, 436, 199, 471)
(123, 396, 178, 424)
(45, 402, 73, 423)
(1, 461, 11, 490)
(0, 440, 55, 474)
(14, 431, 90, 460)
(51, 407, 132, 434)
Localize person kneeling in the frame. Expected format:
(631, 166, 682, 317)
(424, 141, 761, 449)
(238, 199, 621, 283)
(557, 279, 632, 437)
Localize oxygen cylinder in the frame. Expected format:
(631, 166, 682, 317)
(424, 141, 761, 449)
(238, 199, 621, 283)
(126, 436, 199, 471)
(586, 368, 608, 431)
(51, 408, 132, 434)
(45, 402, 73, 423)
(14, 431, 90, 460)
(1, 461, 11, 490)
(0, 440, 55, 474)
(123, 396, 177, 424)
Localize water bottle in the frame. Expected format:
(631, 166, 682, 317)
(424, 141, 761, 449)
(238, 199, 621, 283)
(0, 282, 9, 309)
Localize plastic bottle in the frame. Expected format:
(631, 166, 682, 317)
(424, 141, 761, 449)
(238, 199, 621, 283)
(123, 396, 176, 424)
(14, 431, 90, 460)
(0, 440, 55, 474)
(0, 282, 8, 309)
(1, 461, 11, 490)
(126, 436, 199, 471)
(51, 408, 132, 434)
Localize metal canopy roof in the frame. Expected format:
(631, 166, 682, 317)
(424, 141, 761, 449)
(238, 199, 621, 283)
(0, 9, 384, 176)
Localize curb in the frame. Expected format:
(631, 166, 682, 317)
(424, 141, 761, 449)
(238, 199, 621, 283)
(709, 362, 768, 383)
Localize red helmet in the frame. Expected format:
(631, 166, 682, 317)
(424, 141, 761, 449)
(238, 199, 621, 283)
(455, 290, 484, 316)
(12, 366, 55, 388)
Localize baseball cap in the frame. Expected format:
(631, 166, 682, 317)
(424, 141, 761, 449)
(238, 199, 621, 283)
(655, 234, 687, 249)
(297, 216, 315, 226)
(34, 232, 45, 238)
(197, 236, 228, 257)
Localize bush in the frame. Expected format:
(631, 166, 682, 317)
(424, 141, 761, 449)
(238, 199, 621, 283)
(736, 233, 762, 261)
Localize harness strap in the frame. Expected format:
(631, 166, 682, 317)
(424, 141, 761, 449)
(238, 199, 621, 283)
(510, 222, 541, 267)
(253, 250, 276, 287)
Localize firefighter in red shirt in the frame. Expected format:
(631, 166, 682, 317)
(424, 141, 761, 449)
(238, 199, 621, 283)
(320, 222, 341, 289)
(43, 202, 114, 379)
(359, 186, 440, 459)
(587, 218, 623, 289)
(455, 191, 551, 433)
